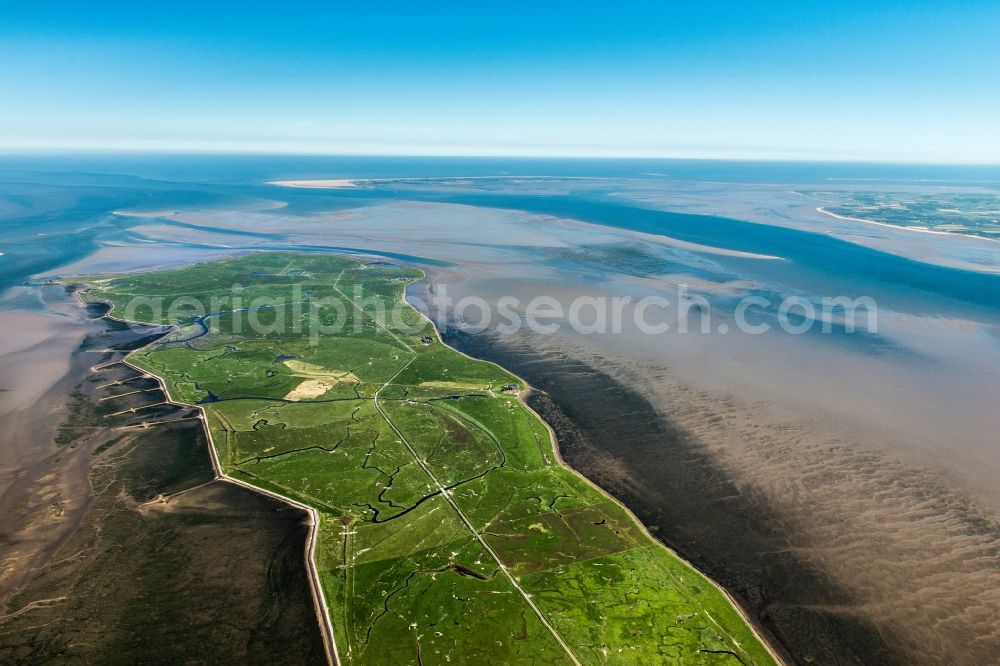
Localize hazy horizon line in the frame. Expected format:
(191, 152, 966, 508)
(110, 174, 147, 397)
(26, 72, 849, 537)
(1, 145, 998, 168)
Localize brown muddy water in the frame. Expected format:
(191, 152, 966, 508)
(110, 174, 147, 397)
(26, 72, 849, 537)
(444, 321, 1000, 666)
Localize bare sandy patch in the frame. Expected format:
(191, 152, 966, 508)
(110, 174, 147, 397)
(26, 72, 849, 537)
(282, 361, 359, 401)
(285, 378, 336, 401)
(268, 179, 357, 189)
(111, 210, 177, 218)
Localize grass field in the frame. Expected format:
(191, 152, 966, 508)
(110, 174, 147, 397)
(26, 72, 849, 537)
(80, 252, 777, 665)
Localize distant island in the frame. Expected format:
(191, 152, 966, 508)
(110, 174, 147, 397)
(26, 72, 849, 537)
(805, 190, 1000, 241)
(268, 179, 358, 189)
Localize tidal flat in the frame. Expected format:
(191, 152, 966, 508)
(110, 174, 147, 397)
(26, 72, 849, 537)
(0, 294, 325, 664)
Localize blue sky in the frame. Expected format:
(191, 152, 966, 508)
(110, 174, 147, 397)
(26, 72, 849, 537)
(1, 1, 998, 162)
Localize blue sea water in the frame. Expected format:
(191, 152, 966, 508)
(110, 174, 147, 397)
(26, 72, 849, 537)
(2, 154, 999, 320)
